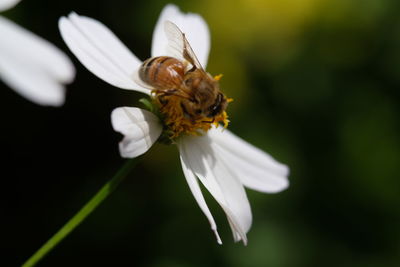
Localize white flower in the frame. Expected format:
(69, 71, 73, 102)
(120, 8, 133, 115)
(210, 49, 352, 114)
(59, 4, 289, 245)
(0, 0, 75, 106)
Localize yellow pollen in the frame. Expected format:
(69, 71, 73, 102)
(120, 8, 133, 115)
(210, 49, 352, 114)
(214, 74, 223, 81)
(153, 92, 230, 139)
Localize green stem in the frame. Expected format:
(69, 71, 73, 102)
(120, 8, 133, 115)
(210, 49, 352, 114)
(22, 158, 138, 267)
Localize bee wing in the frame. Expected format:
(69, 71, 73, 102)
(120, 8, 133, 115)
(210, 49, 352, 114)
(164, 21, 204, 70)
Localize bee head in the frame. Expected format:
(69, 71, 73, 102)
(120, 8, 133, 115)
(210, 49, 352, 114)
(206, 92, 228, 118)
(181, 70, 228, 120)
(180, 92, 228, 120)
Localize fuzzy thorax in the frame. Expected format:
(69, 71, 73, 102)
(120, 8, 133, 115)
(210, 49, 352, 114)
(153, 92, 230, 140)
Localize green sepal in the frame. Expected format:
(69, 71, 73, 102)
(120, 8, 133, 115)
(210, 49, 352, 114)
(139, 98, 154, 112)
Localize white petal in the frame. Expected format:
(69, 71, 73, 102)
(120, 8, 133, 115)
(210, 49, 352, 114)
(59, 12, 150, 94)
(0, 16, 75, 106)
(208, 127, 290, 193)
(0, 0, 20, 12)
(151, 4, 210, 68)
(0, 49, 64, 105)
(178, 134, 252, 244)
(111, 107, 162, 158)
(178, 147, 222, 245)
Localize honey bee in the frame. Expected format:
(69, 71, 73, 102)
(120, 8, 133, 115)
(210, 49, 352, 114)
(137, 21, 228, 122)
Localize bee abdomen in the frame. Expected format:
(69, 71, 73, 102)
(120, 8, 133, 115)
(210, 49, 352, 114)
(139, 56, 185, 89)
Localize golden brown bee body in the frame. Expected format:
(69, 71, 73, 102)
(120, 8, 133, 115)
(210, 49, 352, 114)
(139, 56, 184, 91)
(137, 21, 228, 124)
(139, 57, 227, 121)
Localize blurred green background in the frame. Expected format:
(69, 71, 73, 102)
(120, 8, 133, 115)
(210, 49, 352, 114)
(1, 0, 400, 266)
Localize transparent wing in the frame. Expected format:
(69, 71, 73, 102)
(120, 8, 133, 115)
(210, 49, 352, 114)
(164, 20, 204, 70)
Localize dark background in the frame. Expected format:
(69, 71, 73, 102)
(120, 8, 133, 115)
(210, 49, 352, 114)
(1, 0, 400, 266)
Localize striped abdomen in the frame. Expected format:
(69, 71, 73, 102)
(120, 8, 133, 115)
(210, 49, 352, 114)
(139, 56, 185, 90)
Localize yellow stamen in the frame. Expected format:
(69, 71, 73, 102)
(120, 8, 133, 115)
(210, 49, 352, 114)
(153, 92, 230, 140)
(214, 74, 223, 81)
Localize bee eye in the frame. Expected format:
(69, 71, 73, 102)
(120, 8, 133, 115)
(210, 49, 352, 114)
(208, 93, 224, 117)
(209, 104, 221, 117)
(195, 109, 202, 115)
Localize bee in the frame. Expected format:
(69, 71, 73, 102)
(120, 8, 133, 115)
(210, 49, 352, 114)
(137, 21, 228, 122)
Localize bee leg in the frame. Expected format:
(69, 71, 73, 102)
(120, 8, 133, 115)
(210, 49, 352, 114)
(155, 89, 193, 102)
(158, 95, 169, 105)
(164, 89, 179, 95)
(153, 89, 179, 97)
(201, 117, 215, 124)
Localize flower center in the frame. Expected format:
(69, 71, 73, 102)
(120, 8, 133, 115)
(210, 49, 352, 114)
(139, 73, 232, 143)
(153, 93, 230, 140)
